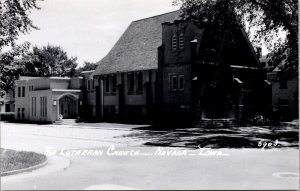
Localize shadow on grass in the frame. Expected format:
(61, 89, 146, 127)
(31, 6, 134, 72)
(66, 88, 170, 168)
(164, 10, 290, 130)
(127, 124, 299, 149)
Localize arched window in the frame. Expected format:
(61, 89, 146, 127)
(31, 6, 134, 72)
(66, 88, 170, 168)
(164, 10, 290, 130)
(172, 34, 177, 51)
(179, 33, 184, 50)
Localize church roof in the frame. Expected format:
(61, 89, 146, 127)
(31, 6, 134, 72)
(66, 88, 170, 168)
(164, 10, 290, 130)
(93, 11, 180, 76)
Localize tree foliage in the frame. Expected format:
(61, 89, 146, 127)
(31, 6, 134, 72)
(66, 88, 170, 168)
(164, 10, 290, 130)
(173, 0, 298, 77)
(0, 0, 40, 50)
(21, 45, 78, 77)
(0, 0, 40, 98)
(0, 42, 30, 97)
(75, 61, 98, 76)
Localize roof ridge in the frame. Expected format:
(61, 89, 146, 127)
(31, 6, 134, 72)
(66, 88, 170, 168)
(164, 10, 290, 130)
(132, 10, 180, 23)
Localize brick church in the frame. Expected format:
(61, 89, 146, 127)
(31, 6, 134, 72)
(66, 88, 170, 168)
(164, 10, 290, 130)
(12, 11, 272, 125)
(85, 11, 270, 124)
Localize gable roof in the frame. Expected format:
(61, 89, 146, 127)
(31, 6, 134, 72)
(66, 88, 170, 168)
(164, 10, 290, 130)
(93, 11, 180, 76)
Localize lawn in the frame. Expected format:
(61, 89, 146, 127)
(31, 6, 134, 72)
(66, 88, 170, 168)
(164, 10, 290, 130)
(0, 148, 46, 174)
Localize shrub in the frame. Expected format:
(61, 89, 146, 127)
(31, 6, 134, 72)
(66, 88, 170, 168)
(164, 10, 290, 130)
(0, 112, 15, 121)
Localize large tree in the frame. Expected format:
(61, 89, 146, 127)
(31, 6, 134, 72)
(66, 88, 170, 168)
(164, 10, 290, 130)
(0, 0, 40, 98)
(0, 0, 40, 50)
(173, 0, 298, 77)
(21, 45, 78, 77)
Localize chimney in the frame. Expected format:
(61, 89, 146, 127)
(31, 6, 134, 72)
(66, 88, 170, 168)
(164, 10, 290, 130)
(256, 47, 262, 58)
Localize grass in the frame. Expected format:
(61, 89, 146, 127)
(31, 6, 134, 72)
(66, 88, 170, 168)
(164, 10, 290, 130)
(0, 148, 47, 174)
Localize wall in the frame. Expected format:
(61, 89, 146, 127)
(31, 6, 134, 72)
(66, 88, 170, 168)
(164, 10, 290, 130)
(50, 78, 70, 89)
(29, 90, 53, 122)
(267, 72, 298, 119)
(159, 20, 200, 109)
(162, 64, 192, 106)
(14, 80, 31, 120)
(162, 20, 203, 65)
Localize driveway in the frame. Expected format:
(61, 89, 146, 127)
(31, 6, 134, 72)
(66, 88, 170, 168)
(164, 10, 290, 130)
(1, 122, 299, 190)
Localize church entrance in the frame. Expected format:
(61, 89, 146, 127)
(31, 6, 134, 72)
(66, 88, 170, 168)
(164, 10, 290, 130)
(59, 95, 78, 119)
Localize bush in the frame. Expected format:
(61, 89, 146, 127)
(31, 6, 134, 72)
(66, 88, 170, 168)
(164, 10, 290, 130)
(0, 112, 15, 121)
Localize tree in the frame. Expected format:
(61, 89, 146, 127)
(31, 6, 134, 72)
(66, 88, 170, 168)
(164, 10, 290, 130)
(0, 0, 40, 50)
(21, 45, 78, 77)
(0, 0, 40, 98)
(75, 61, 98, 76)
(0, 42, 30, 97)
(173, 0, 298, 77)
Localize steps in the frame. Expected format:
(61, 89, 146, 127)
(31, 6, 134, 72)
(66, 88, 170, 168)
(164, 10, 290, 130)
(195, 118, 240, 128)
(53, 119, 77, 125)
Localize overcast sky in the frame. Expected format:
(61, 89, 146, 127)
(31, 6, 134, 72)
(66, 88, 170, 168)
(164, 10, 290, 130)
(16, 0, 179, 67)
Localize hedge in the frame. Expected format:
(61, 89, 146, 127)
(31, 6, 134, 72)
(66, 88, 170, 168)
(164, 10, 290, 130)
(0, 112, 15, 121)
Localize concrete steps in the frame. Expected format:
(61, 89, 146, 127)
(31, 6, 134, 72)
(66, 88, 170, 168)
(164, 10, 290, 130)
(195, 118, 240, 128)
(53, 119, 77, 125)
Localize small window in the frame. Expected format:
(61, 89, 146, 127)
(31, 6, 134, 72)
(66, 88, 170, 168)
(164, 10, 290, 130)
(280, 77, 288, 89)
(172, 34, 177, 51)
(22, 86, 25, 97)
(18, 108, 20, 118)
(105, 75, 110, 93)
(179, 33, 184, 50)
(18, 87, 21, 97)
(21, 108, 25, 118)
(170, 75, 178, 91)
(128, 73, 135, 93)
(137, 72, 143, 93)
(92, 79, 95, 89)
(178, 75, 184, 91)
(112, 75, 117, 93)
(87, 80, 90, 90)
(279, 98, 289, 106)
(32, 97, 34, 116)
(12, 90, 15, 98)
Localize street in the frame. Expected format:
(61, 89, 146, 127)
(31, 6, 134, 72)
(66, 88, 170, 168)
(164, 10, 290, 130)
(1, 122, 299, 190)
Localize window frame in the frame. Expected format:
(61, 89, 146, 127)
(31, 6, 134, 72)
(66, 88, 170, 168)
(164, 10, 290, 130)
(21, 108, 25, 118)
(104, 75, 110, 93)
(136, 72, 143, 93)
(170, 75, 178, 91)
(22, 86, 25, 97)
(111, 75, 117, 94)
(128, 73, 135, 94)
(178, 75, 184, 91)
(179, 33, 184, 50)
(18, 108, 20, 118)
(171, 34, 177, 51)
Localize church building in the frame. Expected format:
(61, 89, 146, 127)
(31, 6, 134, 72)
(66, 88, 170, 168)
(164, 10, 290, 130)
(13, 11, 272, 125)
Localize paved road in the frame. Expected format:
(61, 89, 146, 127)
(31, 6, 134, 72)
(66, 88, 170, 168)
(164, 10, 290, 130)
(1, 122, 299, 190)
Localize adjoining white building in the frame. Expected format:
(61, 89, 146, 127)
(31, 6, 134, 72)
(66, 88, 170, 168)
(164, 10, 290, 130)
(14, 76, 83, 123)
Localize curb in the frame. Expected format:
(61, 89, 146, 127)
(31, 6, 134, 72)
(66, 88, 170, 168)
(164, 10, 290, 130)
(0, 158, 48, 177)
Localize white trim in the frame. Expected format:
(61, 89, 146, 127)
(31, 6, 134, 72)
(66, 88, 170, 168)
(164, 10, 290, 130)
(52, 89, 81, 92)
(81, 70, 95, 74)
(230, 65, 259, 70)
(56, 93, 79, 101)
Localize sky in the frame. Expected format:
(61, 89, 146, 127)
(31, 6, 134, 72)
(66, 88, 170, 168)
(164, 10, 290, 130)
(16, 0, 179, 67)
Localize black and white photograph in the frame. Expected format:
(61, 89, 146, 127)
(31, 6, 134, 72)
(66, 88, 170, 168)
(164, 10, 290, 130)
(0, 0, 299, 190)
